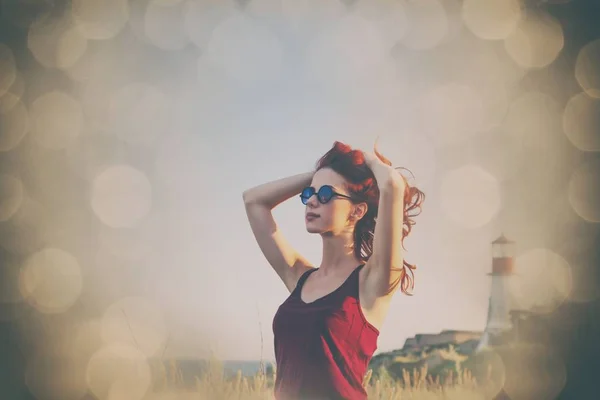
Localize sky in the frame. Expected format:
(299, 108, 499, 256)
(0, 0, 595, 364)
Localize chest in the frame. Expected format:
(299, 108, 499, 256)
(300, 273, 349, 303)
(273, 295, 377, 355)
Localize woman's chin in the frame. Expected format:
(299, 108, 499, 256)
(305, 224, 322, 234)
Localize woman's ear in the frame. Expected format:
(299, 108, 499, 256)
(353, 203, 368, 221)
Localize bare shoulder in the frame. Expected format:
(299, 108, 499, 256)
(358, 260, 395, 330)
(360, 259, 402, 300)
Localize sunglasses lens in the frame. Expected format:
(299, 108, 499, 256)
(317, 186, 334, 203)
(300, 187, 314, 204)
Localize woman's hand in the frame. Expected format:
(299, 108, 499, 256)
(363, 136, 406, 190)
(362, 150, 382, 168)
(363, 136, 392, 167)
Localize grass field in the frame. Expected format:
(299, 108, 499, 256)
(145, 355, 498, 400)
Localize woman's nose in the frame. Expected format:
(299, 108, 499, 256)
(305, 194, 319, 207)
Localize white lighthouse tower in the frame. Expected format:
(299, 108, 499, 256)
(477, 234, 517, 351)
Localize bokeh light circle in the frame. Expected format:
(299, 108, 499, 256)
(562, 92, 600, 151)
(86, 344, 152, 400)
(0, 174, 24, 222)
(56, 25, 88, 69)
(206, 14, 284, 84)
(183, 0, 238, 49)
(278, 0, 346, 33)
(108, 83, 171, 146)
(500, 343, 567, 400)
(306, 14, 387, 84)
(0, 94, 30, 152)
(31, 91, 83, 149)
(469, 348, 506, 399)
(101, 296, 168, 357)
(568, 158, 600, 223)
(91, 165, 153, 228)
(144, 0, 190, 51)
(19, 248, 83, 314)
(512, 248, 573, 314)
(504, 12, 564, 69)
(417, 82, 484, 146)
(352, 0, 409, 48)
(575, 39, 600, 98)
(400, 0, 448, 50)
(504, 92, 561, 153)
(72, 0, 129, 40)
(462, 0, 521, 40)
(440, 165, 502, 229)
(28, 12, 87, 70)
(1, 69, 25, 103)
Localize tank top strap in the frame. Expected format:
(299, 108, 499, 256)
(340, 263, 366, 297)
(292, 267, 318, 296)
(292, 264, 366, 298)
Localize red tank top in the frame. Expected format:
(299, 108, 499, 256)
(272, 264, 379, 400)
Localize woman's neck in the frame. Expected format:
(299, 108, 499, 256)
(319, 232, 361, 276)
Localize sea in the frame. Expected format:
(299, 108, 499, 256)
(165, 359, 276, 383)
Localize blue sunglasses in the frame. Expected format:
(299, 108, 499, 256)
(300, 185, 354, 205)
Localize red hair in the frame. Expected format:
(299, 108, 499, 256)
(314, 141, 425, 295)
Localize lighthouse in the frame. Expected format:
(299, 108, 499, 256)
(477, 234, 517, 350)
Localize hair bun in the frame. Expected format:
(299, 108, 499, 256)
(333, 141, 352, 154)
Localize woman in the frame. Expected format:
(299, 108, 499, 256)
(243, 140, 424, 400)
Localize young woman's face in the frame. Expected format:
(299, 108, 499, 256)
(303, 168, 358, 235)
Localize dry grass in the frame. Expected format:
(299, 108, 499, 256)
(147, 355, 497, 400)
